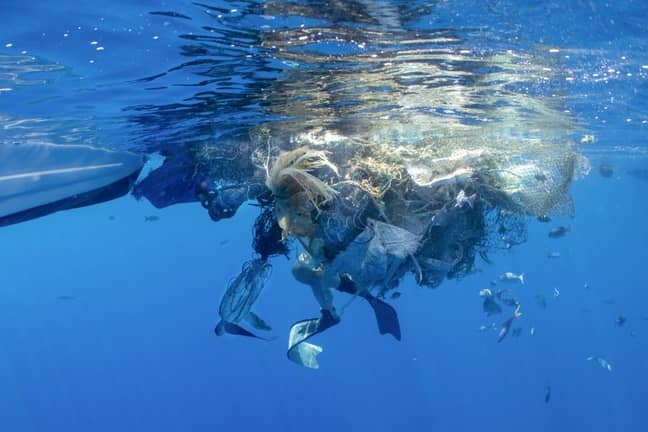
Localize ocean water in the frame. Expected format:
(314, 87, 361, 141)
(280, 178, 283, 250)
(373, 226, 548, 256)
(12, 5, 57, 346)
(1, 1, 647, 431)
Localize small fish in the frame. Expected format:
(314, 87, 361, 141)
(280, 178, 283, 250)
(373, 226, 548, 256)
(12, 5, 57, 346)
(108, 215, 116, 221)
(497, 317, 514, 343)
(587, 356, 612, 371)
(544, 386, 551, 403)
(598, 163, 614, 178)
(584, 282, 590, 289)
(219, 239, 230, 246)
(537, 214, 551, 223)
(57, 295, 76, 301)
(530, 327, 536, 336)
(144, 215, 160, 222)
(499, 272, 524, 284)
(548, 226, 570, 238)
(497, 305, 522, 343)
(479, 288, 493, 297)
(553, 287, 560, 298)
(547, 251, 561, 259)
(615, 315, 627, 327)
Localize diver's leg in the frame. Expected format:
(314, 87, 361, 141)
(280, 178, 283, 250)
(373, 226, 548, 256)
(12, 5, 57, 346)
(292, 252, 340, 321)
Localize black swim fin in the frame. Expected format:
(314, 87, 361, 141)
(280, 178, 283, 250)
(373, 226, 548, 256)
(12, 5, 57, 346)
(336, 275, 402, 341)
(360, 292, 402, 341)
(214, 320, 267, 340)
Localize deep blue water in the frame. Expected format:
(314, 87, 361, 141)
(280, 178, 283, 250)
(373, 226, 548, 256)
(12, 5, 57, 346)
(1, 1, 647, 431)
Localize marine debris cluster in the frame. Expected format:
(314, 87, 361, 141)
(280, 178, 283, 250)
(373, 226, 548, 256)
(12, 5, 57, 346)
(170, 20, 594, 366)
(204, 110, 587, 367)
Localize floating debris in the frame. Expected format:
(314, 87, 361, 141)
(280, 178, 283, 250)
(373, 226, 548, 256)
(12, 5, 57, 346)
(587, 356, 612, 371)
(544, 386, 551, 403)
(144, 215, 160, 222)
(499, 272, 524, 284)
(548, 226, 570, 238)
(615, 315, 627, 327)
(454, 189, 477, 208)
(536, 214, 551, 223)
(530, 327, 536, 336)
(580, 134, 596, 144)
(108, 215, 115, 221)
(547, 251, 561, 259)
(553, 287, 560, 298)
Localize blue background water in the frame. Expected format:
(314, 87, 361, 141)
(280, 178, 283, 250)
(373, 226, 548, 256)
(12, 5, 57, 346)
(1, 1, 647, 431)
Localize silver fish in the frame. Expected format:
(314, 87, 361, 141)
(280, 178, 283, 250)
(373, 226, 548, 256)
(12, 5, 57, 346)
(548, 226, 570, 238)
(497, 305, 522, 343)
(499, 272, 524, 284)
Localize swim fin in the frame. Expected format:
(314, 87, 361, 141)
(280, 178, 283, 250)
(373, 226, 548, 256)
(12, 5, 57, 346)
(336, 275, 402, 341)
(360, 292, 402, 341)
(287, 309, 340, 369)
(214, 320, 268, 340)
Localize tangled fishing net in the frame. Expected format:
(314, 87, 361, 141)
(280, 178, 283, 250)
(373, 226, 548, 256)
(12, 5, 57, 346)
(150, 44, 590, 368)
